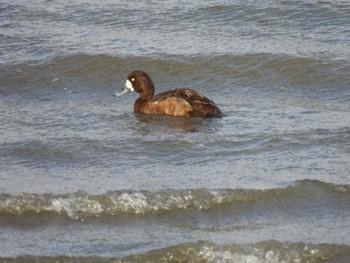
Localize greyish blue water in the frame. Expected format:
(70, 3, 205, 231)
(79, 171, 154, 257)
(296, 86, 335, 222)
(1, 1, 350, 262)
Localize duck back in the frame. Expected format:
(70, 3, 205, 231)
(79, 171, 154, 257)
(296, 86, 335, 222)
(150, 88, 222, 118)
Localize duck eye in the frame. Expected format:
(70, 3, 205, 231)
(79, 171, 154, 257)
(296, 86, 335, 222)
(131, 77, 135, 82)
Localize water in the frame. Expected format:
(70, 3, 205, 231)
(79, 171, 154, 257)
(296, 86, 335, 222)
(1, 1, 350, 262)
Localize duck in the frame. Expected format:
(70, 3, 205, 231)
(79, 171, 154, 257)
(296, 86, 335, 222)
(115, 70, 222, 118)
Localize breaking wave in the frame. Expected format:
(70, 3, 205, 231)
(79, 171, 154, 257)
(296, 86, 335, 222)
(1, 180, 349, 220)
(1, 240, 350, 263)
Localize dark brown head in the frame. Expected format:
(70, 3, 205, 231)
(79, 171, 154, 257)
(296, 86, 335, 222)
(115, 70, 155, 100)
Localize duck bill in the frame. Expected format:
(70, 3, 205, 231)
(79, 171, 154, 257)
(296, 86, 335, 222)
(115, 86, 132, 96)
(114, 79, 134, 96)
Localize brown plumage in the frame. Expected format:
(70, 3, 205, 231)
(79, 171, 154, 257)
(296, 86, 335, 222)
(115, 70, 222, 118)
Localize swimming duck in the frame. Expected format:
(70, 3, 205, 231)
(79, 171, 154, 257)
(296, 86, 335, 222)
(115, 70, 222, 118)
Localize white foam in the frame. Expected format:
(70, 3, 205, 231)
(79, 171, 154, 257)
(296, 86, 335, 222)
(45, 196, 103, 220)
(197, 245, 299, 263)
(118, 192, 150, 214)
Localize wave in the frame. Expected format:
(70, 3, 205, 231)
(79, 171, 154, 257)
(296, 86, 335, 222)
(1, 180, 349, 220)
(1, 240, 349, 263)
(1, 53, 349, 95)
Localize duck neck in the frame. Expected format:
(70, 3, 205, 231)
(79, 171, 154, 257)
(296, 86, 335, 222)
(139, 80, 154, 100)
